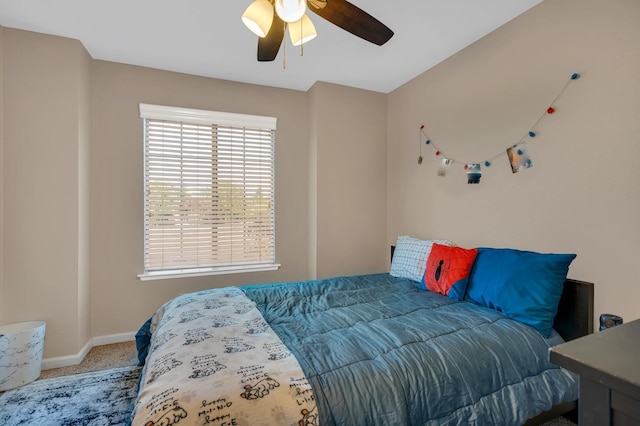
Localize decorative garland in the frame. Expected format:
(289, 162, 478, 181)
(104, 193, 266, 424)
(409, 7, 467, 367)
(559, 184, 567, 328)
(418, 73, 581, 184)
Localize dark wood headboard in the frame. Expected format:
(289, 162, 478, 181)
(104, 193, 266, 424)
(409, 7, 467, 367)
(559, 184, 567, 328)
(390, 246, 594, 342)
(553, 278, 594, 341)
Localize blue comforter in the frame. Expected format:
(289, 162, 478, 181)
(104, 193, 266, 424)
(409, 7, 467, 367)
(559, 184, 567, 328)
(242, 273, 578, 425)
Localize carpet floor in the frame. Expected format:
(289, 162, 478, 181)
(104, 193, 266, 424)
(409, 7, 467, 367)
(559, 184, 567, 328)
(40, 341, 138, 380)
(0, 341, 577, 425)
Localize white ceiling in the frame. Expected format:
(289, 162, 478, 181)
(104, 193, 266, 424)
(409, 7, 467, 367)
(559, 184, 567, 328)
(0, 0, 541, 93)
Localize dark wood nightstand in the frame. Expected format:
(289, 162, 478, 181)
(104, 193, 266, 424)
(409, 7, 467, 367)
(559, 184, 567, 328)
(550, 318, 640, 425)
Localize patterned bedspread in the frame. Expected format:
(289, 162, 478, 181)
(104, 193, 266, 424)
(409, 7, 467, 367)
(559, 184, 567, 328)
(130, 287, 317, 426)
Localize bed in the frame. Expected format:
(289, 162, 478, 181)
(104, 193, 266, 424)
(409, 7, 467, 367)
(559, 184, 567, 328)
(130, 239, 594, 426)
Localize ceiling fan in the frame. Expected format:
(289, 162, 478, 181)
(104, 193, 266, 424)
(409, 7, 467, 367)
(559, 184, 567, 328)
(241, 0, 394, 61)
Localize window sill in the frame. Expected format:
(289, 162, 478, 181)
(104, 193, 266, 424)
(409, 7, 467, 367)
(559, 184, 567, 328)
(138, 263, 281, 281)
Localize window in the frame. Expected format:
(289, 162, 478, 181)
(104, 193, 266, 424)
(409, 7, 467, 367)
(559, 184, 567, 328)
(138, 104, 279, 280)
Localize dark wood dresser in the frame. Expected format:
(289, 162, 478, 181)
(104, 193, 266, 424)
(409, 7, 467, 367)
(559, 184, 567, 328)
(550, 318, 640, 425)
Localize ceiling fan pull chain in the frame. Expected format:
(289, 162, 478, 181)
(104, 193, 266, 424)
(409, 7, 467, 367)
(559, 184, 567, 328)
(300, 16, 304, 56)
(283, 22, 287, 69)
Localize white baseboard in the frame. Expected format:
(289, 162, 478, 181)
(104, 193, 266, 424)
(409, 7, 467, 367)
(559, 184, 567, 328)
(91, 331, 136, 347)
(41, 331, 136, 370)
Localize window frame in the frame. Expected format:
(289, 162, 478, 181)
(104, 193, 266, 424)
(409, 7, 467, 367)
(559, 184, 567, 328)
(138, 103, 280, 281)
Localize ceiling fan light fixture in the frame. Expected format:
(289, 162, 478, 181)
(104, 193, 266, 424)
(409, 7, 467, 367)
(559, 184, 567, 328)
(241, 0, 274, 38)
(275, 0, 306, 23)
(289, 14, 317, 46)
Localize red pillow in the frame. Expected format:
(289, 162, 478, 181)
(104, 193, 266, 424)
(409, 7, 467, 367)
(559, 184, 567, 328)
(422, 243, 477, 300)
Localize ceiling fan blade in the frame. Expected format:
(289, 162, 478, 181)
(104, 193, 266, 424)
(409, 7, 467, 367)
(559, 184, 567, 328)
(309, 0, 393, 46)
(258, 14, 286, 61)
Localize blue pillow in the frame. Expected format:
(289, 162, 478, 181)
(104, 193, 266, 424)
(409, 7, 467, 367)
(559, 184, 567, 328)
(465, 247, 576, 337)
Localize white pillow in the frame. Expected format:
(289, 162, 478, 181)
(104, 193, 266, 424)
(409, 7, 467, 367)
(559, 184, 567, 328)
(390, 236, 454, 282)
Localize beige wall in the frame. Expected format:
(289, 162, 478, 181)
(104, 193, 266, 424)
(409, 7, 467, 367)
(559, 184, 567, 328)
(1, 29, 92, 356)
(0, 27, 4, 325)
(387, 0, 640, 325)
(89, 61, 313, 338)
(88, 65, 388, 340)
(77, 38, 92, 348)
(309, 82, 388, 278)
(308, 82, 319, 279)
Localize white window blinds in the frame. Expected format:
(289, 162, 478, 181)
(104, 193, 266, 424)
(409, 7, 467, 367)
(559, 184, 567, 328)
(139, 104, 279, 280)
